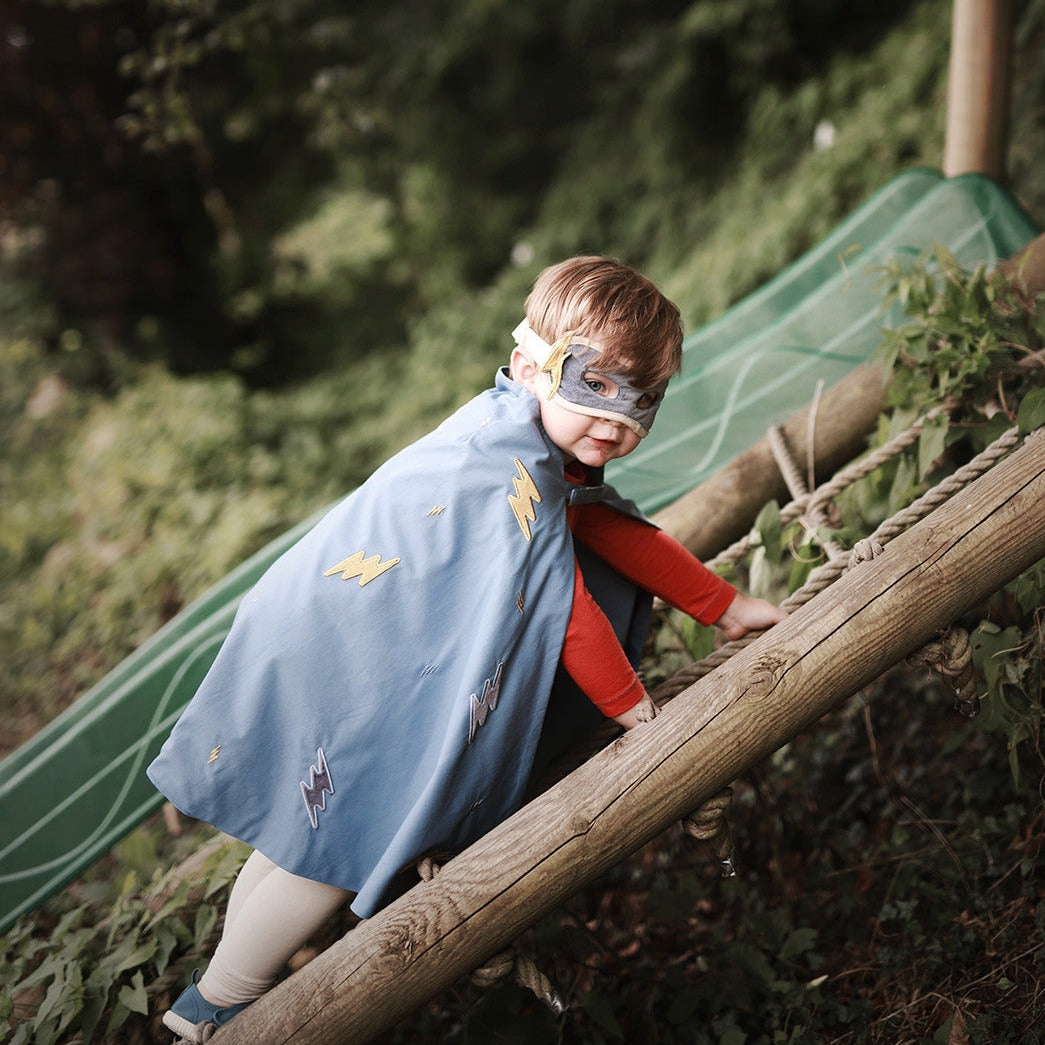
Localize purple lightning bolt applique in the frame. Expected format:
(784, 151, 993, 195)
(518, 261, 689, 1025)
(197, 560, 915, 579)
(468, 663, 505, 743)
(300, 747, 334, 829)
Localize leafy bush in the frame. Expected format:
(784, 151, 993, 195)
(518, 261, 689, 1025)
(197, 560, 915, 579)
(0, 832, 247, 1044)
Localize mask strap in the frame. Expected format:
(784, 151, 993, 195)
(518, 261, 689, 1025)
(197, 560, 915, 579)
(512, 319, 555, 365)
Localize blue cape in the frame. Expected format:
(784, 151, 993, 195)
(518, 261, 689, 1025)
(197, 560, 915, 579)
(147, 371, 651, 916)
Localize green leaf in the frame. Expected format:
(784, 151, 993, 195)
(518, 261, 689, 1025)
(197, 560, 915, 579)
(1012, 560, 1045, 614)
(153, 922, 181, 976)
(118, 971, 149, 1016)
(194, 903, 218, 949)
(917, 415, 948, 479)
(930, 1013, 956, 1043)
(8, 1022, 36, 1045)
(204, 841, 250, 898)
(17, 954, 63, 992)
(79, 985, 109, 1043)
(718, 1025, 748, 1045)
(32, 961, 82, 1041)
(679, 615, 716, 661)
(752, 500, 783, 564)
(1008, 742, 1022, 790)
(779, 927, 818, 960)
(787, 554, 816, 595)
(1017, 386, 1045, 434)
(971, 624, 1022, 691)
(749, 546, 774, 599)
(582, 989, 624, 1039)
(111, 940, 157, 977)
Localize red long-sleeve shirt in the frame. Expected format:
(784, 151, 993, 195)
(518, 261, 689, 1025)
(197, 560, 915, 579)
(563, 497, 736, 717)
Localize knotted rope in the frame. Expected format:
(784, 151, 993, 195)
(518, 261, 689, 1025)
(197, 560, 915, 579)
(908, 627, 979, 717)
(654, 421, 1022, 703)
(681, 788, 736, 877)
(415, 852, 568, 1014)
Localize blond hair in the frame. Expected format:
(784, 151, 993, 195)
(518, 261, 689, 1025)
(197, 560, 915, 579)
(524, 256, 683, 387)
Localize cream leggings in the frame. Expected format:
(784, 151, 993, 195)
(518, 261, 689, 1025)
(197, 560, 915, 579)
(198, 850, 351, 1005)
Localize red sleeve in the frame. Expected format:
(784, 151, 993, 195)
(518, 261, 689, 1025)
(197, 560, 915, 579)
(561, 558, 646, 718)
(569, 501, 736, 624)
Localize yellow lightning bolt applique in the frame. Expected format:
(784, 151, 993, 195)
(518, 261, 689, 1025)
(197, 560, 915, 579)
(539, 338, 572, 398)
(324, 550, 401, 586)
(507, 458, 542, 541)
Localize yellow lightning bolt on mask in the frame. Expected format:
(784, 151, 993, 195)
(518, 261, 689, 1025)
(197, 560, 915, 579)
(507, 458, 542, 541)
(539, 338, 572, 399)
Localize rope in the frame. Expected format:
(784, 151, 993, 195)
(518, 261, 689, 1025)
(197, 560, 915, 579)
(654, 422, 1023, 703)
(648, 419, 1026, 873)
(682, 788, 737, 877)
(653, 413, 1019, 836)
(415, 852, 567, 1014)
(767, 424, 845, 562)
(908, 627, 980, 717)
(705, 404, 951, 574)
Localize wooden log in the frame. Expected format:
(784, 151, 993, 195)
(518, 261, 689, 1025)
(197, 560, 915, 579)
(653, 362, 888, 558)
(943, 0, 1014, 179)
(218, 429, 1045, 1044)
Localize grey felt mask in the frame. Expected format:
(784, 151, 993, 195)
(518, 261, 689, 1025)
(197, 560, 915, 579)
(512, 320, 667, 438)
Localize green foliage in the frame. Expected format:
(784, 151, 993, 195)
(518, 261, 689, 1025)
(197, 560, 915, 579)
(0, 332, 402, 732)
(972, 608, 1045, 788)
(0, 832, 246, 1044)
(737, 246, 1045, 784)
(870, 248, 1045, 779)
(877, 245, 1045, 429)
(4, 0, 937, 381)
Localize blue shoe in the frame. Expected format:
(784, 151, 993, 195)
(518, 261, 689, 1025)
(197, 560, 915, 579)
(162, 970, 253, 1042)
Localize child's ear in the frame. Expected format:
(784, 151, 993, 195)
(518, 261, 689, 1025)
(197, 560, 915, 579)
(510, 348, 540, 391)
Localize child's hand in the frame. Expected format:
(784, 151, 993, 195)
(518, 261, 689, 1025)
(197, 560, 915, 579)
(715, 593, 787, 641)
(613, 692, 657, 731)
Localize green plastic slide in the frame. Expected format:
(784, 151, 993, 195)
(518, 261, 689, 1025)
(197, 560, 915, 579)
(0, 170, 1037, 933)
(610, 170, 1039, 511)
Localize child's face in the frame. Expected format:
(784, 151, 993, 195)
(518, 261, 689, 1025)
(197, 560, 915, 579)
(534, 372, 643, 466)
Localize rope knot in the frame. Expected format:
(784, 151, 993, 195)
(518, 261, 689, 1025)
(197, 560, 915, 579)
(682, 788, 736, 877)
(849, 538, 884, 566)
(470, 950, 567, 1014)
(908, 627, 979, 717)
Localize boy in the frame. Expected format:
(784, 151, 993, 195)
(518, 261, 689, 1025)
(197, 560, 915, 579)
(150, 256, 785, 1041)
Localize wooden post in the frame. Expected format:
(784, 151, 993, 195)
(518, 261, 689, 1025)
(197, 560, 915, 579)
(943, 0, 1014, 179)
(218, 429, 1045, 1044)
